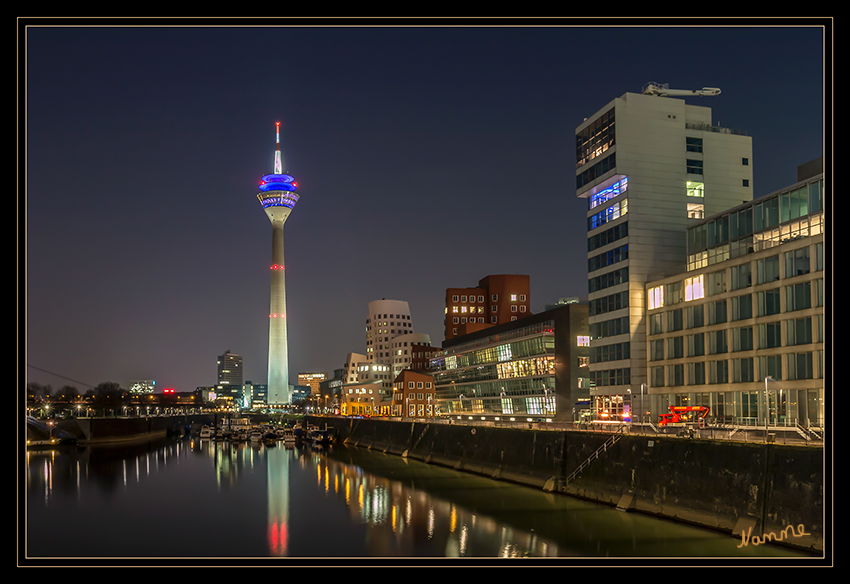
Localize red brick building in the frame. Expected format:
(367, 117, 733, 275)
(392, 370, 436, 418)
(444, 274, 531, 341)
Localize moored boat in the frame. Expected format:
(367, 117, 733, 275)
(199, 425, 212, 439)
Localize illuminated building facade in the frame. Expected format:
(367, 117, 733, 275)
(128, 380, 155, 395)
(257, 122, 300, 406)
(431, 303, 589, 423)
(577, 88, 752, 419)
(644, 162, 825, 430)
(297, 372, 327, 396)
(217, 350, 243, 387)
(444, 274, 531, 341)
(392, 370, 436, 417)
(365, 298, 431, 380)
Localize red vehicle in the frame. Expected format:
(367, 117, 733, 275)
(658, 405, 709, 428)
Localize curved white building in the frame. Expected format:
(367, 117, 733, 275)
(365, 299, 431, 390)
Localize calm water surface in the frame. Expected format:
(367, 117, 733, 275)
(24, 435, 818, 564)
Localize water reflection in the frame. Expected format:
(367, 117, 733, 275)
(25, 437, 818, 561)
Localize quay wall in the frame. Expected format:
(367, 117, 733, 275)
(308, 416, 824, 553)
(54, 414, 217, 444)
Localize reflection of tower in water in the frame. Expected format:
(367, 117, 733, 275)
(265, 445, 292, 556)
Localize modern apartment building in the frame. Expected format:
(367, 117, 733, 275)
(431, 303, 590, 423)
(644, 161, 825, 430)
(577, 85, 753, 418)
(444, 274, 531, 341)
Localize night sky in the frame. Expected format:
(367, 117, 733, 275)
(22, 20, 828, 394)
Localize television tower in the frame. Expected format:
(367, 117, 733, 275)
(257, 122, 300, 406)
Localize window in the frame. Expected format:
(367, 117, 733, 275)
(731, 263, 752, 290)
(688, 202, 705, 219)
(648, 286, 664, 310)
(732, 326, 754, 352)
(519, 294, 527, 301)
(709, 330, 727, 354)
(687, 180, 705, 197)
(785, 247, 810, 277)
(688, 361, 706, 385)
(667, 336, 684, 359)
(758, 322, 782, 349)
(577, 336, 590, 347)
(785, 282, 811, 311)
(759, 354, 782, 380)
(757, 288, 781, 317)
(668, 364, 685, 386)
(666, 281, 683, 305)
(511, 294, 517, 301)
(685, 275, 705, 301)
(650, 339, 664, 361)
(649, 313, 663, 335)
(668, 309, 683, 332)
(686, 137, 703, 153)
(757, 255, 780, 284)
(708, 299, 727, 325)
(687, 333, 705, 357)
(787, 352, 814, 380)
(786, 317, 813, 346)
(733, 358, 755, 383)
(687, 159, 704, 174)
(686, 305, 704, 328)
(731, 294, 753, 320)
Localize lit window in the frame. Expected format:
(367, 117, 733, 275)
(688, 202, 705, 219)
(577, 335, 590, 347)
(687, 181, 704, 197)
(649, 286, 664, 310)
(685, 275, 705, 302)
(511, 294, 517, 301)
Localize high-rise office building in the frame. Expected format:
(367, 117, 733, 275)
(444, 274, 531, 340)
(576, 84, 753, 417)
(217, 350, 243, 387)
(257, 122, 300, 406)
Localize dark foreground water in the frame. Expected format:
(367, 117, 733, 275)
(24, 435, 821, 565)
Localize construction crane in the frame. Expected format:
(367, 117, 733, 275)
(642, 82, 721, 97)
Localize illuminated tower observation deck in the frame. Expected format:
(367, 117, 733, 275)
(258, 122, 300, 406)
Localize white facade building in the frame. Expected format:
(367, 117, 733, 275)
(576, 87, 753, 418)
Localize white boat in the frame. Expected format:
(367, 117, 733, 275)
(199, 425, 212, 439)
(248, 429, 263, 443)
(281, 427, 296, 444)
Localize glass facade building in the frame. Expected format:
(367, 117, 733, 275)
(430, 304, 589, 422)
(645, 168, 825, 430)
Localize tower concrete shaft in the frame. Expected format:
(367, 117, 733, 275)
(257, 122, 300, 406)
